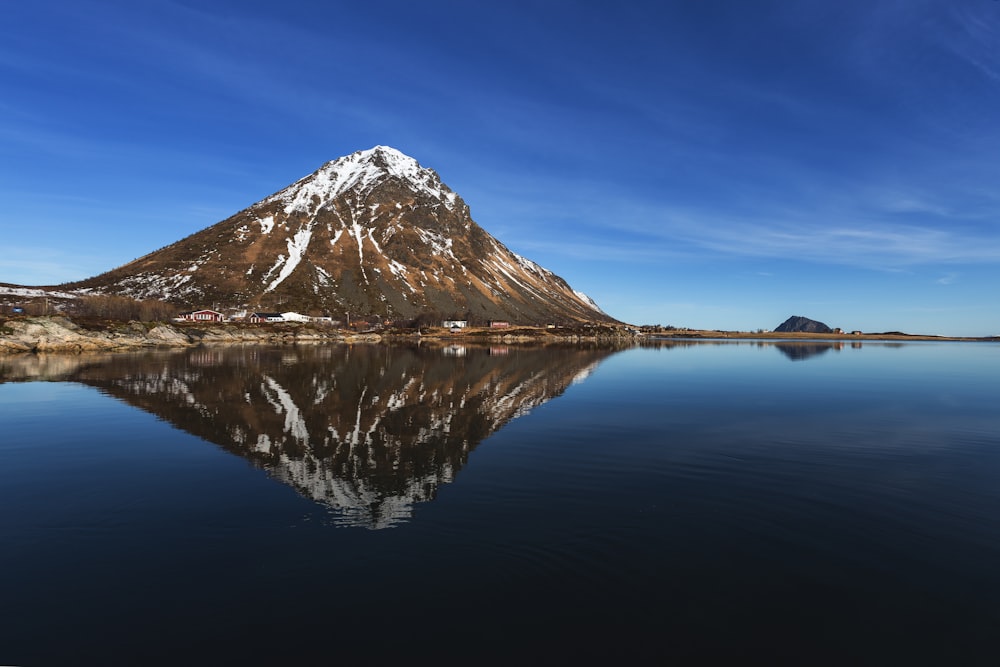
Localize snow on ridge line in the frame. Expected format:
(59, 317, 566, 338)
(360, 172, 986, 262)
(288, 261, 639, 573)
(500, 249, 605, 314)
(573, 289, 605, 313)
(265, 146, 459, 216)
(512, 251, 550, 277)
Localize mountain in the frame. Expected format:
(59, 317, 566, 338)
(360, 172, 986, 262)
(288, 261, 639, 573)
(774, 315, 833, 334)
(66, 146, 613, 324)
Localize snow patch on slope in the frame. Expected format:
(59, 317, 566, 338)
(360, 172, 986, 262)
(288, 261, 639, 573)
(265, 227, 314, 292)
(0, 286, 79, 299)
(416, 228, 456, 260)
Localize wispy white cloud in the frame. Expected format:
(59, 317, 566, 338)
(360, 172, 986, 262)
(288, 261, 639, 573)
(937, 273, 959, 285)
(671, 217, 1000, 267)
(508, 185, 1000, 268)
(946, 3, 1000, 84)
(877, 194, 952, 217)
(509, 238, 696, 263)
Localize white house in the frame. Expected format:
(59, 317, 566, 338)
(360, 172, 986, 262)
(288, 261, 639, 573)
(249, 312, 284, 323)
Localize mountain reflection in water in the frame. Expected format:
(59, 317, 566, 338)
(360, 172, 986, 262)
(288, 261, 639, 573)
(773, 341, 840, 361)
(4, 344, 613, 528)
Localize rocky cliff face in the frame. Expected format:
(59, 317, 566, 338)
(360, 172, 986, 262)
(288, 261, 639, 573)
(67, 147, 612, 324)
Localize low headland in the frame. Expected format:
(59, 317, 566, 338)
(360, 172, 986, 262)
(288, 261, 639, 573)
(646, 328, 996, 342)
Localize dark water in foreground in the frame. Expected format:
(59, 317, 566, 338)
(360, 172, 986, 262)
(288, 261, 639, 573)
(2, 340, 999, 665)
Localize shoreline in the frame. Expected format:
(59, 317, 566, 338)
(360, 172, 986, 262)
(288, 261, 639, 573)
(0, 316, 381, 354)
(0, 316, 996, 355)
(0, 316, 637, 354)
(645, 330, 998, 343)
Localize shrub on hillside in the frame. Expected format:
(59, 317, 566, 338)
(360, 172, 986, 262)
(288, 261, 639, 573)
(69, 295, 176, 322)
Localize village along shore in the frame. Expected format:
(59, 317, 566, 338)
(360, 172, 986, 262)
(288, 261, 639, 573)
(0, 316, 647, 354)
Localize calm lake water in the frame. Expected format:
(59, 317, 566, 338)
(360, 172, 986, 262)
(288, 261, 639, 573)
(2, 340, 999, 665)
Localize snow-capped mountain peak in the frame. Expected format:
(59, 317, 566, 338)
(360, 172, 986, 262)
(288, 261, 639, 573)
(67, 147, 614, 324)
(268, 146, 459, 215)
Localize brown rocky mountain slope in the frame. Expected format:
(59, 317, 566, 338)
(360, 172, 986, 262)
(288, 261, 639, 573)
(66, 146, 613, 324)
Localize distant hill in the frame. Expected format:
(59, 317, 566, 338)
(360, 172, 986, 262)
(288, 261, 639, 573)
(774, 315, 833, 334)
(61, 146, 614, 324)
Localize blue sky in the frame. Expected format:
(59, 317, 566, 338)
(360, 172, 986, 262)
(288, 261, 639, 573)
(2, 0, 999, 335)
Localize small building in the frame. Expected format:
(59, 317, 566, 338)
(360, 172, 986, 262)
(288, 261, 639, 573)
(488, 320, 510, 329)
(179, 309, 225, 322)
(281, 311, 311, 322)
(443, 320, 468, 329)
(249, 312, 284, 323)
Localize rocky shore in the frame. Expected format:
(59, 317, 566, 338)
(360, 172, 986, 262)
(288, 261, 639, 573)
(0, 316, 381, 354)
(0, 316, 640, 354)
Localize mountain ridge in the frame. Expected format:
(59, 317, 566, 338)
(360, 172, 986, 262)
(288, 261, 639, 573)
(63, 147, 613, 324)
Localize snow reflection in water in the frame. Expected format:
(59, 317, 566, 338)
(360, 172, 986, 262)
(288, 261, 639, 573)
(1, 344, 614, 528)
